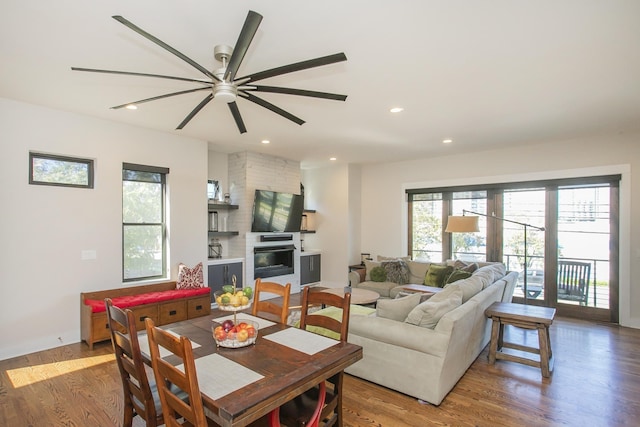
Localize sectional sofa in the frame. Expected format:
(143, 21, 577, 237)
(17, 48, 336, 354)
(345, 261, 517, 405)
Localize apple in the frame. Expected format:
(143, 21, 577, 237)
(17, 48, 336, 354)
(246, 326, 256, 338)
(222, 319, 234, 332)
(236, 329, 249, 342)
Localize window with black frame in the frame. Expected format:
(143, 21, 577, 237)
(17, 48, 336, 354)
(122, 163, 168, 281)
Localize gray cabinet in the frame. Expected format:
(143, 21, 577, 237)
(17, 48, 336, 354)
(300, 254, 321, 285)
(208, 262, 243, 302)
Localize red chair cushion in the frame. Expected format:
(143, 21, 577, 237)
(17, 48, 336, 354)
(85, 287, 211, 313)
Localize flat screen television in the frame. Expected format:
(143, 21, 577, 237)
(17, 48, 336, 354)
(251, 189, 304, 232)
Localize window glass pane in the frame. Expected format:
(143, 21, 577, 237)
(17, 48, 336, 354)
(412, 194, 443, 261)
(123, 165, 166, 282)
(558, 185, 609, 308)
(503, 189, 546, 300)
(123, 225, 163, 280)
(452, 192, 486, 262)
(30, 153, 93, 188)
(123, 181, 162, 223)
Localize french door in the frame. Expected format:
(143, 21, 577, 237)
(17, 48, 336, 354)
(408, 176, 620, 323)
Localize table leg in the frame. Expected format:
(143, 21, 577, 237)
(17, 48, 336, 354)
(488, 317, 500, 365)
(538, 325, 551, 378)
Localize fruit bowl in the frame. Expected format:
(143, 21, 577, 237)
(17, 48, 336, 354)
(214, 288, 253, 311)
(212, 319, 259, 348)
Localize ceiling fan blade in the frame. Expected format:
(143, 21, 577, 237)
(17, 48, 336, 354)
(228, 102, 247, 134)
(239, 91, 305, 125)
(224, 11, 263, 82)
(245, 85, 347, 101)
(112, 15, 219, 81)
(176, 94, 213, 129)
(111, 87, 211, 109)
(238, 53, 347, 84)
(71, 67, 211, 85)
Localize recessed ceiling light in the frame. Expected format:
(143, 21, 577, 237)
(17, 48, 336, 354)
(390, 107, 404, 113)
(442, 139, 453, 144)
(125, 104, 137, 110)
(330, 157, 337, 161)
(261, 140, 270, 144)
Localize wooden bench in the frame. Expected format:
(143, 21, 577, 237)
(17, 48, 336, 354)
(81, 281, 211, 350)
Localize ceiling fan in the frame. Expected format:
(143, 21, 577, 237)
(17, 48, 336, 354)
(72, 10, 347, 134)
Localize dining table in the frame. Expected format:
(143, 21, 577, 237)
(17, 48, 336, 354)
(137, 311, 363, 427)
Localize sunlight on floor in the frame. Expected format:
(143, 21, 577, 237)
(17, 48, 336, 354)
(6, 353, 115, 388)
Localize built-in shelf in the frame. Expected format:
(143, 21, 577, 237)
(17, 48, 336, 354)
(208, 202, 239, 211)
(301, 209, 316, 233)
(208, 231, 239, 236)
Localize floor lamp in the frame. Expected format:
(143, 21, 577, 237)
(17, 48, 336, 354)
(445, 209, 545, 304)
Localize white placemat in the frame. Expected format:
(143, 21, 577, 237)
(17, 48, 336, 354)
(138, 329, 201, 359)
(212, 313, 275, 330)
(177, 354, 264, 400)
(263, 327, 338, 355)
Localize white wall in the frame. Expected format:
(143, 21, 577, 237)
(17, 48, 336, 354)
(358, 133, 639, 328)
(0, 98, 208, 360)
(302, 164, 352, 288)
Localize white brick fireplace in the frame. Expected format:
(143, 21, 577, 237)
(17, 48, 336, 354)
(225, 152, 302, 290)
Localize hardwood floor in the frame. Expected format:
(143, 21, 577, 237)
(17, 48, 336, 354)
(1, 308, 639, 426)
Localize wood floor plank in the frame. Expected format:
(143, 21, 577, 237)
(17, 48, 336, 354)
(1, 313, 639, 426)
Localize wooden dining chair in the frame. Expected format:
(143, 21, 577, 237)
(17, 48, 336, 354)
(251, 278, 291, 324)
(105, 298, 164, 427)
(278, 286, 352, 427)
(144, 317, 216, 427)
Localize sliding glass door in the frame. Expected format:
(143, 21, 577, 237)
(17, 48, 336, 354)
(407, 175, 619, 323)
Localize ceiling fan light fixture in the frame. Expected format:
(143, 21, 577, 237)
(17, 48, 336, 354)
(213, 82, 237, 103)
(125, 104, 138, 110)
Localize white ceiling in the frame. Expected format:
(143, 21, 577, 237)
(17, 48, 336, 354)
(2, 1, 639, 168)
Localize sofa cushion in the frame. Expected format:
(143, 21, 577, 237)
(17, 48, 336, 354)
(404, 286, 463, 328)
(370, 266, 387, 282)
(177, 262, 204, 289)
(382, 260, 410, 284)
(406, 260, 431, 284)
(364, 260, 381, 280)
(423, 264, 454, 287)
(85, 287, 211, 313)
(377, 255, 411, 262)
(473, 263, 507, 288)
(376, 293, 422, 321)
(454, 259, 479, 273)
(445, 269, 473, 284)
(443, 276, 484, 303)
(355, 280, 398, 297)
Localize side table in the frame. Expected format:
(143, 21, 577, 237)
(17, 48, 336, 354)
(485, 302, 556, 378)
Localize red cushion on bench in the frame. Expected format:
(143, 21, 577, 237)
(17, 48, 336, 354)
(85, 287, 211, 313)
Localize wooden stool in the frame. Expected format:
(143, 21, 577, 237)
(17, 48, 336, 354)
(485, 302, 556, 377)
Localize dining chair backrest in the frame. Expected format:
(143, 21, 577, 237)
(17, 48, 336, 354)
(105, 298, 163, 427)
(300, 286, 351, 341)
(557, 260, 591, 305)
(144, 318, 208, 427)
(297, 286, 352, 427)
(252, 278, 291, 324)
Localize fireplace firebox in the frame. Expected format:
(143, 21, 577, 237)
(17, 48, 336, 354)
(253, 245, 295, 279)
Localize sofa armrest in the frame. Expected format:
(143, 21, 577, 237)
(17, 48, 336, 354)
(349, 315, 450, 357)
(349, 270, 362, 286)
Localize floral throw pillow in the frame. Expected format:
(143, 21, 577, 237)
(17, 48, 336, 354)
(176, 262, 204, 289)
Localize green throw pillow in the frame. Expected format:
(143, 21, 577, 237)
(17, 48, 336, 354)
(370, 266, 387, 282)
(446, 269, 473, 284)
(423, 264, 454, 287)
